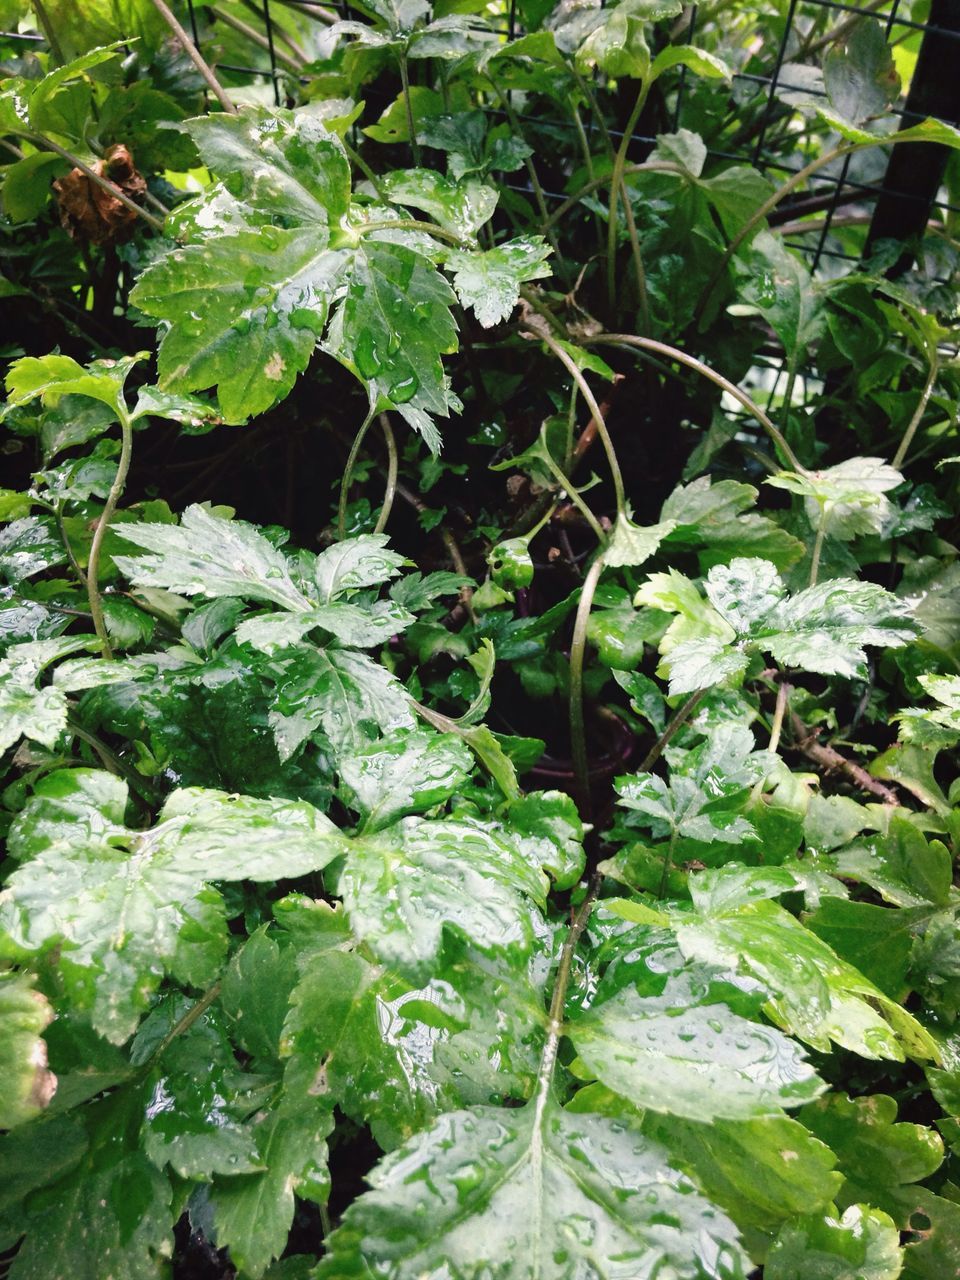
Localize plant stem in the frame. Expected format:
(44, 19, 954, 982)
(373, 413, 398, 535)
(87, 409, 134, 660)
(591, 332, 804, 473)
(356, 218, 465, 247)
(32, 0, 65, 61)
(535, 330, 626, 516)
(541, 161, 683, 233)
(534, 879, 599, 1107)
(148, 0, 238, 114)
(337, 406, 377, 540)
(658, 827, 679, 900)
(892, 351, 939, 470)
(692, 142, 857, 326)
(489, 81, 561, 260)
(19, 133, 166, 235)
(343, 140, 386, 199)
(68, 717, 161, 808)
(398, 50, 421, 166)
(569, 553, 606, 819)
(606, 83, 650, 315)
(809, 512, 827, 587)
(540, 450, 607, 545)
(638, 687, 707, 773)
(211, 5, 305, 72)
(767, 678, 789, 757)
(619, 180, 651, 334)
(146, 982, 223, 1067)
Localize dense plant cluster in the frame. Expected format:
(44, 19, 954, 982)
(3, 1, 960, 1276)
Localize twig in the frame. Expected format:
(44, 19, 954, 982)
(788, 710, 900, 804)
(148, 0, 238, 114)
(20, 134, 166, 235)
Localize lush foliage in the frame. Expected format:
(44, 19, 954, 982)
(2, 1, 960, 1277)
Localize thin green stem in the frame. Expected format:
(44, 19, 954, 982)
(542, 161, 683, 233)
(569, 553, 606, 820)
(356, 218, 465, 247)
(543, 457, 607, 544)
(590, 332, 805, 473)
(619, 180, 651, 334)
(148, 0, 238, 113)
(535, 331, 626, 516)
(19, 133, 166, 234)
(892, 351, 939, 470)
(398, 51, 421, 166)
(658, 827, 679, 900)
(343, 140, 386, 199)
(490, 81, 561, 260)
(373, 413, 398, 536)
(638, 687, 707, 773)
(534, 879, 599, 1108)
(146, 982, 223, 1068)
(68, 717, 161, 808)
(692, 142, 857, 326)
(337, 406, 377, 540)
(32, 0, 65, 61)
(87, 409, 134, 660)
(606, 83, 651, 314)
(809, 513, 827, 588)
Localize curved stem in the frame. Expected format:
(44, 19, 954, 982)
(542, 161, 683, 233)
(590, 332, 804, 472)
(692, 142, 856, 326)
(540, 450, 607, 545)
(343, 140, 386, 199)
(146, 982, 223, 1068)
(606, 84, 651, 314)
(658, 827, 679, 900)
(87, 410, 134, 660)
(32, 0, 65, 61)
(337, 406, 377, 540)
(148, 0, 238, 114)
(356, 218, 466, 247)
(569, 553, 606, 819)
(892, 351, 938, 470)
(373, 413, 398, 536)
(489, 80, 561, 260)
(535, 331, 626, 516)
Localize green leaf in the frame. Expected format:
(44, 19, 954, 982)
(220, 927, 299, 1061)
(0, 769, 342, 1041)
(662, 476, 804, 570)
(130, 228, 343, 424)
(183, 108, 352, 228)
(314, 534, 406, 601)
(731, 232, 824, 358)
(446, 236, 552, 328)
(0, 972, 56, 1129)
(213, 1095, 333, 1279)
(324, 238, 460, 452)
(340, 728, 472, 831)
(650, 43, 732, 83)
(114, 505, 310, 610)
(381, 168, 497, 236)
(4, 352, 145, 417)
(674, 896, 937, 1061)
(0, 636, 95, 754)
(823, 19, 900, 126)
(830, 817, 952, 908)
(604, 514, 676, 569)
(269, 646, 416, 760)
(337, 816, 550, 980)
(800, 1092, 943, 1217)
(282, 948, 457, 1150)
(767, 457, 903, 539)
(804, 897, 914, 998)
(316, 1098, 749, 1280)
(6, 1090, 173, 1280)
(570, 956, 823, 1121)
(766, 1203, 902, 1280)
(1, 151, 67, 223)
